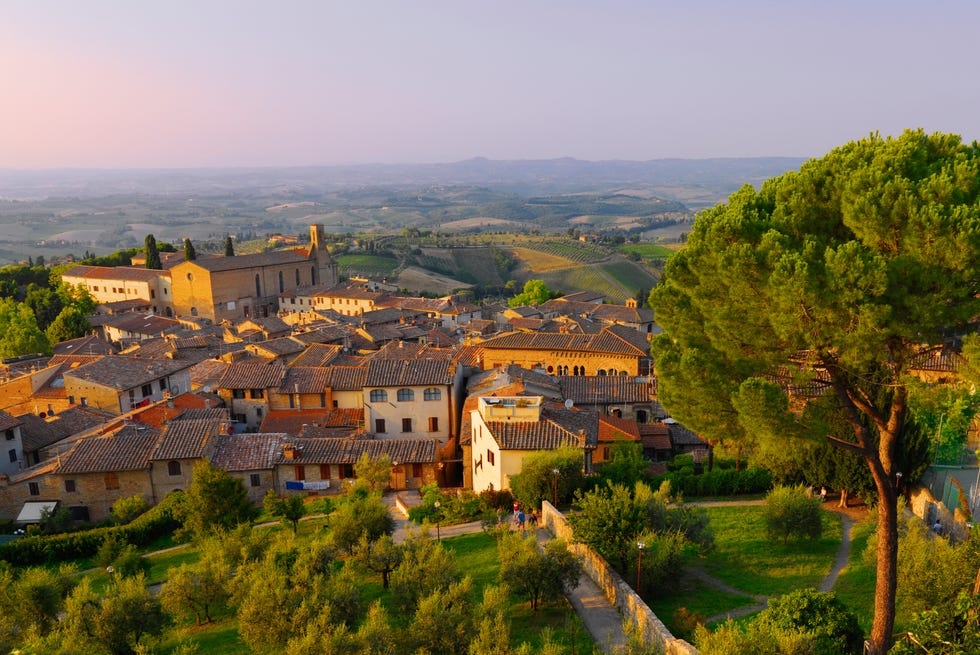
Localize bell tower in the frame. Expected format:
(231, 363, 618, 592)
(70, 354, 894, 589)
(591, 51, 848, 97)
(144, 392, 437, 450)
(309, 224, 338, 287)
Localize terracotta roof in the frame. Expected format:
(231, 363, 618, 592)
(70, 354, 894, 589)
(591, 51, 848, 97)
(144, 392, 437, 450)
(279, 437, 438, 464)
(174, 408, 230, 421)
(290, 326, 349, 346)
(53, 335, 118, 357)
(217, 360, 286, 389)
(211, 433, 285, 471)
(558, 375, 658, 404)
(667, 422, 707, 447)
(64, 356, 193, 390)
(246, 337, 307, 358)
(62, 265, 165, 282)
(153, 418, 223, 460)
(365, 359, 452, 387)
(189, 359, 230, 390)
(259, 408, 363, 435)
(177, 249, 309, 273)
(289, 343, 345, 367)
(323, 366, 368, 391)
(100, 313, 181, 335)
(485, 418, 585, 451)
(372, 341, 456, 361)
(598, 415, 641, 442)
(279, 367, 330, 393)
(42, 406, 111, 437)
(58, 424, 161, 474)
(639, 423, 671, 451)
(479, 328, 647, 356)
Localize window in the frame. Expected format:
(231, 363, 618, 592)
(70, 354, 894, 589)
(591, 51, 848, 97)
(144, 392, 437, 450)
(397, 388, 414, 402)
(255, 274, 261, 297)
(487, 450, 495, 466)
(289, 395, 295, 409)
(295, 465, 305, 481)
(602, 446, 610, 460)
(167, 461, 182, 476)
(256, 407, 263, 418)
(319, 464, 331, 479)
(340, 463, 354, 479)
(151, 289, 156, 299)
(332, 400, 338, 409)
(412, 463, 423, 478)
(428, 417, 439, 432)
(320, 393, 326, 408)
(160, 379, 167, 392)
(232, 389, 246, 399)
(369, 389, 387, 403)
(4, 429, 14, 441)
(250, 473, 261, 487)
(104, 472, 120, 490)
(141, 384, 152, 398)
(7, 449, 16, 463)
(129, 389, 136, 406)
(423, 388, 441, 401)
(28, 482, 39, 496)
(278, 271, 284, 293)
(401, 418, 412, 433)
(250, 389, 264, 399)
(295, 269, 300, 285)
(375, 419, 386, 433)
(65, 479, 76, 493)
(311, 266, 317, 284)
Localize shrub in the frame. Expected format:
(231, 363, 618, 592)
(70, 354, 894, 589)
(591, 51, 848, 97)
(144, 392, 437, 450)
(763, 485, 822, 544)
(757, 588, 863, 655)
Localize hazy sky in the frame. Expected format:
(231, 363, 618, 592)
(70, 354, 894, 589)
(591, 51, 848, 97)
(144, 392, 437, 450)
(2, 1, 978, 168)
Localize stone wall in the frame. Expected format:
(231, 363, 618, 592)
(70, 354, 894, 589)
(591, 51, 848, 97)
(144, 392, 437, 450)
(540, 501, 698, 655)
(909, 485, 970, 542)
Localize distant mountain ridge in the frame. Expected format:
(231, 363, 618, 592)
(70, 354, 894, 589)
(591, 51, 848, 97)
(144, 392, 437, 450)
(0, 157, 806, 205)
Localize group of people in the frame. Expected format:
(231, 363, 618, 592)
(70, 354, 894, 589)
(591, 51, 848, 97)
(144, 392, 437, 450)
(512, 502, 538, 531)
(806, 485, 829, 502)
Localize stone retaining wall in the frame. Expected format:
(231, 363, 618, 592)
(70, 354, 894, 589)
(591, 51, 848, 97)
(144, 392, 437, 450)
(909, 485, 969, 542)
(541, 501, 698, 655)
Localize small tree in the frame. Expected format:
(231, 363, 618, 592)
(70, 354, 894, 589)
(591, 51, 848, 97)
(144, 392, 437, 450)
(568, 480, 645, 569)
(174, 460, 258, 540)
(409, 578, 475, 655)
(508, 446, 584, 510)
(498, 532, 580, 611)
(144, 234, 162, 270)
(328, 489, 395, 553)
(183, 238, 197, 261)
(45, 306, 91, 345)
(160, 558, 232, 625)
(352, 534, 403, 589)
(763, 485, 823, 544)
(757, 588, 864, 655)
(110, 495, 149, 525)
(353, 452, 393, 492)
(224, 235, 235, 257)
(507, 279, 554, 307)
(263, 490, 305, 534)
(60, 575, 166, 655)
(390, 534, 461, 612)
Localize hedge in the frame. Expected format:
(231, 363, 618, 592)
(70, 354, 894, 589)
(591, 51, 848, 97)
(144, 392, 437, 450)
(0, 491, 183, 566)
(651, 467, 772, 497)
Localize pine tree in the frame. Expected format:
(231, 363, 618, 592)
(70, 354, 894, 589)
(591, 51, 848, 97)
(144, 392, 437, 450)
(224, 235, 235, 257)
(184, 238, 197, 261)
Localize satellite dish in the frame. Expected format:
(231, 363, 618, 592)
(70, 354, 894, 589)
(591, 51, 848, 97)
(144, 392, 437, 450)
(564, 399, 574, 409)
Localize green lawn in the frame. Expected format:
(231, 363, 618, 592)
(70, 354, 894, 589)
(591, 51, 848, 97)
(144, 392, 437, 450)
(696, 506, 842, 597)
(646, 573, 756, 632)
(831, 517, 878, 634)
(619, 243, 673, 259)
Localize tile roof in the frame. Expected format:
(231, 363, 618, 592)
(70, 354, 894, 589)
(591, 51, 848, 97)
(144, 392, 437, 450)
(0, 409, 22, 432)
(100, 313, 181, 335)
(178, 249, 309, 273)
(174, 407, 230, 422)
(246, 337, 307, 357)
(322, 366, 368, 391)
(279, 366, 330, 393)
(558, 375, 658, 404)
(53, 335, 118, 357)
(278, 437, 438, 464)
(64, 356, 193, 390)
(259, 408, 363, 435)
(189, 359, 230, 391)
(290, 326, 349, 346)
(153, 417, 223, 460)
(288, 343, 344, 367)
(485, 417, 586, 451)
(479, 328, 648, 356)
(62, 265, 166, 283)
(638, 423, 671, 451)
(17, 413, 68, 452)
(598, 415, 641, 442)
(58, 424, 161, 474)
(42, 406, 111, 437)
(217, 360, 286, 389)
(211, 433, 285, 471)
(365, 359, 452, 387)
(667, 422, 707, 447)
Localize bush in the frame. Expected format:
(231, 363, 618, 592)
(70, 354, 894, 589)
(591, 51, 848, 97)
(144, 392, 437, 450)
(757, 588, 863, 655)
(763, 485, 822, 544)
(0, 491, 182, 566)
(651, 467, 772, 497)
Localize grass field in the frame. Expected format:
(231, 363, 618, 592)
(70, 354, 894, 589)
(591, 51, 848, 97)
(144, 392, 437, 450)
(597, 260, 659, 290)
(336, 253, 400, 276)
(510, 246, 580, 272)
(619, 243, 673, 259)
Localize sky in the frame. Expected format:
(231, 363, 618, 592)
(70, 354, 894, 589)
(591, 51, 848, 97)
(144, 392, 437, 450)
(1, 0, 978, 168)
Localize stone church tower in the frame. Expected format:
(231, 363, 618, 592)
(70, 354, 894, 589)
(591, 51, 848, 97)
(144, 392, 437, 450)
(310, 224, 339, 287)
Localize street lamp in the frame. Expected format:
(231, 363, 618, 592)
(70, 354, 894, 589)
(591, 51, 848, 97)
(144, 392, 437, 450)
(636, 541, 645, 594)
(552, 468, 560, 507)
(434, 500, 441, 541)
(895, 471, 903, 494)
(106, 565, 114, 588)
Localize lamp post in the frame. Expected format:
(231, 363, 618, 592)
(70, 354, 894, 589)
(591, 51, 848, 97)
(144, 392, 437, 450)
(895, 471, 903, 495)
(434, 500, 441, 541)
(636, 541, 645, 594)
(552, 468, 560, 507)
(106, 565, 114, 588)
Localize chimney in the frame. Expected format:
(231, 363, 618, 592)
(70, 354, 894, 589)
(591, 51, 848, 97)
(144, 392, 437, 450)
(283, 444, 298, 460)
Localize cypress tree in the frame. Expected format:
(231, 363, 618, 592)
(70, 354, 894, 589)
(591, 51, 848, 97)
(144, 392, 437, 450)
(224, 235, 234, 257)
(145, 235, 162, 270)
(184, 238, 197, 261)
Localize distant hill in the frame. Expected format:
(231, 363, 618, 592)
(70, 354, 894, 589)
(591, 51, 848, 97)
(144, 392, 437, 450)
(0, 157, 806, 208)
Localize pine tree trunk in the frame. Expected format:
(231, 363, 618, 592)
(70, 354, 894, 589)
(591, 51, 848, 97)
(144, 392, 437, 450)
(868, 465, 898, 654)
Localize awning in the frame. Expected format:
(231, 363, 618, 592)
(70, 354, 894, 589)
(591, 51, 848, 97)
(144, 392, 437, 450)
(16, 500, 58, 523)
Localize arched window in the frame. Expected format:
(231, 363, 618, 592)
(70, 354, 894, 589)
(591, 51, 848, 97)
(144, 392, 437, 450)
(167, 461, 182, 476)
(278, 271, 284, 293)
(573, 366, 580, 376)
(397, 388, 415, 402)
(255, 274, 261, 297)
(636, 410, 648, 423)
(423, 388, 441, 401)
(597, 369, 606, 376)
(370, 389, 387, 402)
(190, 307, 198, 316)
